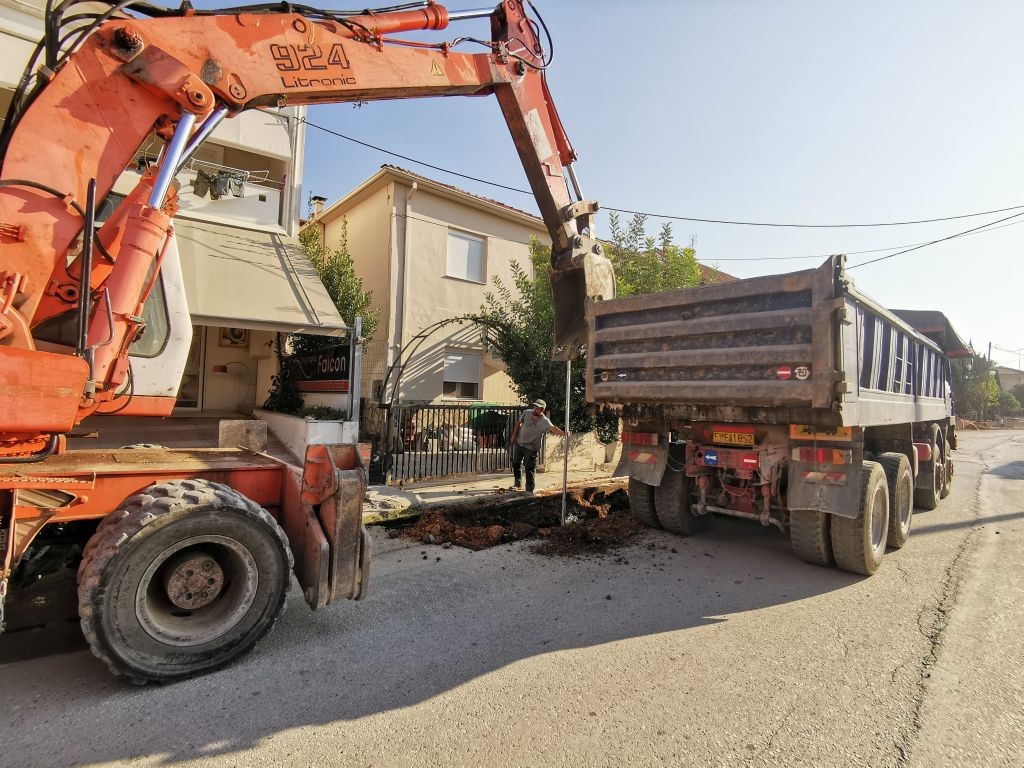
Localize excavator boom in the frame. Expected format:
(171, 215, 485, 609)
(0, 0, 614, 456)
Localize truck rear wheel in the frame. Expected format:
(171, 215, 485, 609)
(939, 438, 953, 499)
(878, 452, 913, 549)
(789, 509, 833, 566)
(627, 478, 661, 528)
(913, 424, 942, 511)
(654, 465, 711, 536)
(831, 460, 888, 576)
(78, 479, 292, 683)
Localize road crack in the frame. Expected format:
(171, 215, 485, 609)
(745, 703, 797, 765)
(894, 447, 994, 767)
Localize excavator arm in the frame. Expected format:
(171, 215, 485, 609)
(0, 0, 614, 456)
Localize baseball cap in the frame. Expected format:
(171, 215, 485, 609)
(531, 399, 546, 409)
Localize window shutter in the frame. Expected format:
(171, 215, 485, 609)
(443, 351, 480, 384)
(447, 231, 484, 282)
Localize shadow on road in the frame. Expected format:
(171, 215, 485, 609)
(986, 460, 1024, 480)
(913, 509, 1024, 536)
(0, 517, 857, 767)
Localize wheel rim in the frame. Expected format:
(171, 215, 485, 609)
(870, 486, 886, 550)
(898, 474, 913, 530)
(135, 535, 259, 647)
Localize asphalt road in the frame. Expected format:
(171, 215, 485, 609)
(1, 430, 1021, 768)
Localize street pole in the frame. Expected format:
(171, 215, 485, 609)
(350, 316, 363, 436)
(561, 358, 571, 526)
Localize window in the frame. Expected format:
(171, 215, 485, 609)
(446, 230, 484, 283)
(129, 274, 170, 358)
(443, 351, 481, 399)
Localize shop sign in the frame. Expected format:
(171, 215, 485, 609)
(289, 344, 350, 393)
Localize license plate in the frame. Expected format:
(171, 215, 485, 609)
(712, 430, 755, 447)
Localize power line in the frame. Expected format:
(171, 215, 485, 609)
(993, 343, 1024, 354)
(302, 118, 1024, 230)
(302, 118, 531, 196)
(848, 210, 1024, 269)
(708, 218, 1024, 262)
(601, 203, 1024, 229)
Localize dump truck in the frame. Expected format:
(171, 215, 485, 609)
(588, 255, 968, 575)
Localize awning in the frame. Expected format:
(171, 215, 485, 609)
(173, 217, 347, 336)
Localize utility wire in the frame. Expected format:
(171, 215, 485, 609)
(706, 218, 1024, 262)
(848, 210, 1024, 269)
(302, 118, 1024, 230)
(389, 208, 1024, 266)
(302, 118, 531, 196)
(601, 203, 1024, 229)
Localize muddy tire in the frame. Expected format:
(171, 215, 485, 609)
(626, 478, 661, 528)
(913, 424, 942, 511)
(789, 509, 833, 566)
(939, 438, 953, 499)
(654, 464, 711, 536)
(831, 460, 888, 576)
(78, 479, 292, 683)
(878, 452, 913, 549)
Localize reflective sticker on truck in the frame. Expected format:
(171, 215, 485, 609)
(790, 425, 854, 441)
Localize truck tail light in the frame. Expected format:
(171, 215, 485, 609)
(914, 442, 932, 462)
(622, 431, 658, 446)
(791, 447, 852, 465)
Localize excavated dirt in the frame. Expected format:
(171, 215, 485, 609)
(396, 486, 640, 557)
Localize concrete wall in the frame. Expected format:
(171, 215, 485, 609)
(996, 367, 1024, 393)
(320, 182, 392, 344)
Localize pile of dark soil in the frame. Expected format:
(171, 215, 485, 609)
(397, 485, 639, 556)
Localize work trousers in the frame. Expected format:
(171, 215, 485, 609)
(512, 444, 538, 492)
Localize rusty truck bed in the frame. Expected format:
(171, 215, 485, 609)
(587, 257, 841, 424)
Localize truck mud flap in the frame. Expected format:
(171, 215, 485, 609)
(281, 444, 372, 610)
(614, 441, 669, 487)
(787, 461, 862, 520)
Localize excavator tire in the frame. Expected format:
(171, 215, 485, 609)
(626, 477, 661, 528)
(654, 464, 712, 536)
(81, 447, 170, 563)
(789, 509, 833, 567)
(878, 452, 913, 549)
(831, 461, 889, 576)
(78, 479, 292, 683)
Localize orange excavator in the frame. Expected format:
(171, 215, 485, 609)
(0, 0, 614, 681)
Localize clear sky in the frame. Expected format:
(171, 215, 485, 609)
(292, 0, 1024, 370)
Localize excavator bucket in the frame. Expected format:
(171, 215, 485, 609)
(550, 250, 616, 360)
(280, 444, 372, 610)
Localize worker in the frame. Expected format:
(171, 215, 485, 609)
(510, 399, 565, 494)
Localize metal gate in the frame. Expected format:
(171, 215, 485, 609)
(383, 403, 525, 484)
